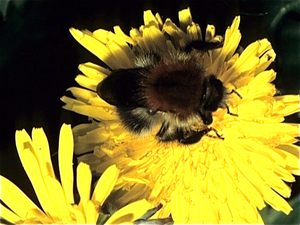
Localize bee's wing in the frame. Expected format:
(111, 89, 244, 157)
(97, 68, 146, 107)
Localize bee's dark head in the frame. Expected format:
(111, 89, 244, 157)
(201, 75, 224, 112)
(197, 75, 225, 125)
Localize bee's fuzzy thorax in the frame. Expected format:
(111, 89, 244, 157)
(143, 60, 206, 119)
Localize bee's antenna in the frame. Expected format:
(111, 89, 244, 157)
(227, 89, 243, 99)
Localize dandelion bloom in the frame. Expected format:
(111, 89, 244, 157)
(61, 8, 300, 224)
(0, 124, 152, 224)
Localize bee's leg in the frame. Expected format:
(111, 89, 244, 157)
(224, 89, 242, 117)
(226, 89, 243, 99)
(185, 40, 223, 52)
(206, 127, 224, 140)
(225, 105, 238, 117)
(156, 122, 169, 137)
(177, 128, 210, 145)
(156, 122, 176, 142)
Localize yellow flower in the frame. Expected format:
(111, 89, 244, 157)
(0, 124, 152, 224)
(61, 8, 300, 224)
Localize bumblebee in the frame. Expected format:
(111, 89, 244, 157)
(97, 40, 236, 144)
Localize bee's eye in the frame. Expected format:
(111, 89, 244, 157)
(147, 109, 157, 115)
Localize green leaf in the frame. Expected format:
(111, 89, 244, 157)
(134, 203, 173, 225)
(138, 203, 163, 220)
(0, 0, 11, 20)
(96, 214, 110, 225)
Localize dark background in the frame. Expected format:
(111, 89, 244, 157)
(0, 0, 299, 223)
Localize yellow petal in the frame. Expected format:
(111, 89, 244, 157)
(92, 164, 120, 205)
(94, 27, 135, 58)
(91, 28, 110, 44)
(105, 199, 152, 224)
(178, 8, 193, 31)
(233, 156, 266, 187)
(230, 121, 299, 140)
(187, 22, 202, 41)
(66, 86, 113, 109)
(171, 184, 189, 224)
(31, 128, 56, 178)
(143, 10, 159, 28)
(261, 185, 293, 215)
(277, 144, 300, 165)
(77, 162, 92, 214)
(106, 40, 134, 68)
(75, 74, 99, 91)
(274, 95, 300, 116)
(257, 167, 291, 198)
(234, 139, 286, 168)
(257, 38, 273, 56)
(231, 40, 260, 73)
(246, 70, 276, 97)
(86, 200, 99, 224)
(61, 96, 118, 121)
(15, 130, 58, 218)
(74, 125, 112, 155)
(154, 12, 163, 27)
(43, 176, 72, 222)
(239, 199, 262, 223)
(143, 26, 168, 54)
(0, 176, 46, 220)
(205, 24, 216, 41)
(66, 87, 98, 104)
(213, 16, 241, 78)
(237, 100, 270, 118)
(68, 204, 85, 224)
(58, 124, 74, 204)
(275, 165, 297, 181)
(163, 19, 189, 48)
(256, 48, 276, 74)
(113, 26, 135, 45)
(78, 62, 109, 82)
(130, 28, 147, 49)
(69, 28, 118, 69)
(0, 203, 23, 224)
(237, 173, 266, 210)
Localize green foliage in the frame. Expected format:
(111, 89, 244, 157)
(0, 0, 11, 19)
(0, 0, 27, 20)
